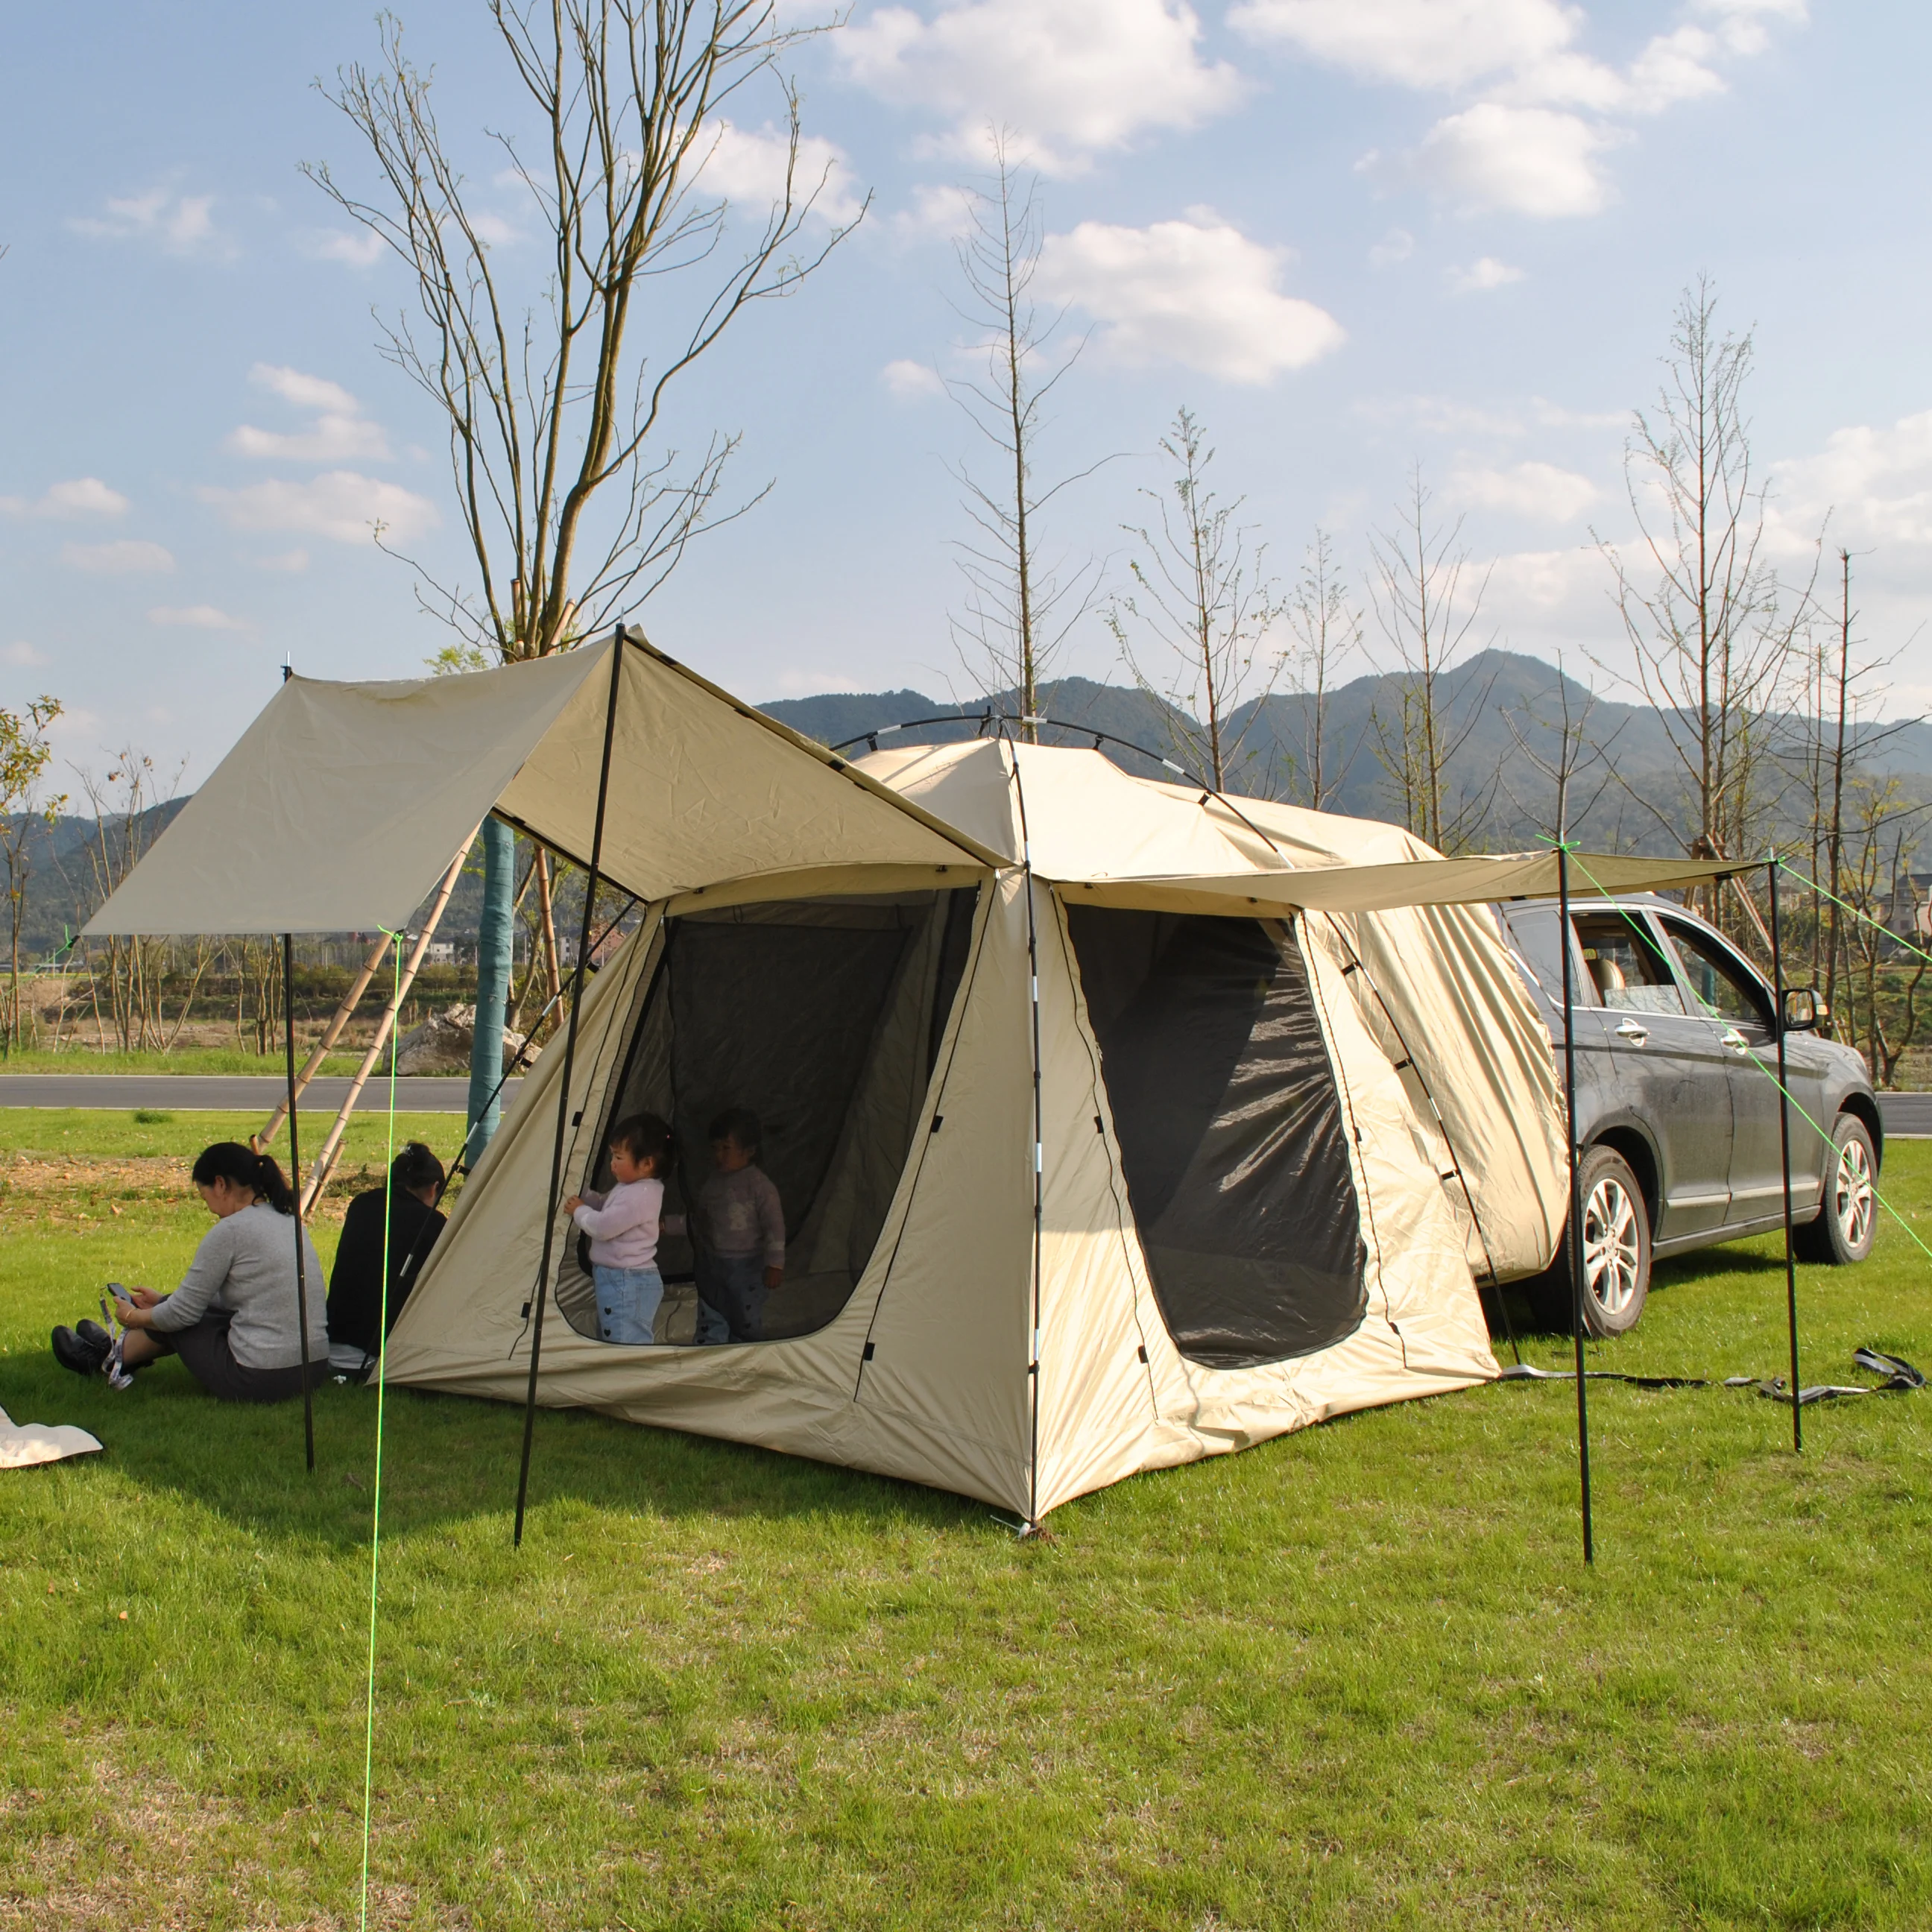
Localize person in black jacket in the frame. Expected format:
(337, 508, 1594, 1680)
(326, 1141, 447, 1371)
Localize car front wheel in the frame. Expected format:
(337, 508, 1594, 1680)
(1795, 1114, 1878, 1266)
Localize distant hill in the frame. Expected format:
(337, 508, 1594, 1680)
(16, 650, 1927, 955)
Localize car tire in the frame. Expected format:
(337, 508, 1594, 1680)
(1527, 1146, 1652, 1336)
(1794, 1114, 1878, 1266)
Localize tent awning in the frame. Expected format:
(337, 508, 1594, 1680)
(1055, 849, 1755, 918)
(83, 633, 1001, 937)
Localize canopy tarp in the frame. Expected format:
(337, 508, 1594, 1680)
(1058, 849, 1753, 919)
(83, 633, 1001, 937)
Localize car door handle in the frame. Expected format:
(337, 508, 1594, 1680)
(1720, 1027, 1749, 1053)
(1614, 1019, 1650, 1044)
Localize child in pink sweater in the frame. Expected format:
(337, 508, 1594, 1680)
(564, 1113, 672, 1345)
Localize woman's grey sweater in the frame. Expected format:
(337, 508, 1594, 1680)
(147, 1201, 328, 1368)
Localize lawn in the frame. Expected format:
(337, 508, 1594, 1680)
(0, 1048, 419, 1078)
(2, 1111, 1928, 1929)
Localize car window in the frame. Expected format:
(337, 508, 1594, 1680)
(1570, 912, 1686, 1014)
(1658, 918, 1772, 1029)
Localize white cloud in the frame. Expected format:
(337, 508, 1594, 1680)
(1230, 0, 1575, 91)
(2, 641, 49, 667)
(1447, 254, 1527, 292)
(0, 476, 130, 520)
(701, 121, 865, 226)
(1452, 460, 1599, 522)
(70, 186, 233, 257)
(299, 228, 386, 268)
(1770, 408, 1932, 551)
(255, 548, 312, 574)
(60, 539, 176, 575)
(1240, 0, 1803, 219)
(149, 604, 250, 632)
(226, 364, 392, 464)
(891, 183, 981, 239)
(1404, 104, 1620, 218)
(882, 359, 945, 400)
(842, 0, 1246, 175)
(198, 472, 440, 544)
(1356, 393, 1527, 437)
(1368, 227, 1415, 267)
(1037, 214, 1345, 383)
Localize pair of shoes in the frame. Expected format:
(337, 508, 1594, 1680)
(78, 1318, 113, 1351)
(52, 1325, 109, 1377)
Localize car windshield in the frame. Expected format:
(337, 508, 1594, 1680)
(1658, 918, 1771, 1029)
(1571, 912, 1685, 1014)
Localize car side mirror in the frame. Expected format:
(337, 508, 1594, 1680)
(1782, 986, 1825, 1032)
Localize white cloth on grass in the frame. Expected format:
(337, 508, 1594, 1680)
(0, 1407, 102, 1468)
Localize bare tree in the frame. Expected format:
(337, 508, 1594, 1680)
(1107, 407, 1284, 790)
(306, 0, 860, 1138)
(946, 139, 1103, 734)
(1367, 465, 1497, 852)
(1499, 658, 1626, 847)
(1597, 277, 1818, 897)
(0, 696, 63, 1053)
(1279, 528, 1360, 809)
(71, 752, 184, 1052)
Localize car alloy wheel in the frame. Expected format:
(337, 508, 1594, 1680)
(1832, 1131, 1876, 1254)
(1582, 1170, 1643, 1322)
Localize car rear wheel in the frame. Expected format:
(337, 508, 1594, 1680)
(1794, 1114, 1878, 1266)
(1525, 1145, 1652, 1335)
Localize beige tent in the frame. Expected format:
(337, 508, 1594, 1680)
(85, 631, 1739, 1523)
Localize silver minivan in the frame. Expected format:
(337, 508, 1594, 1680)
(1500, 894, 1881, 1333)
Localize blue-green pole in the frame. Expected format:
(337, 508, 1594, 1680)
(465, 816, 515, 1166)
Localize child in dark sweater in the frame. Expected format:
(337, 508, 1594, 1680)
(665, 1107, 784, 1343)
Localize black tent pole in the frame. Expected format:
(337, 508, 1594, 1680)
(1769, 859, 1802, 1452)
(1557, 845, 1593, 1563)
(284, 929, 315, 1473)
(514, 629, 626, 1547)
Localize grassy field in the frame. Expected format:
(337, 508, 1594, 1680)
(2, 1111, 1928, 1929)
(0, 1049, 415, 1079)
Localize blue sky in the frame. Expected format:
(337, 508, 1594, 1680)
(4, 0, 1928, 786)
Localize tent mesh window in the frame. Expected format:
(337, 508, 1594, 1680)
(1067, 906, 1368, 1369)
(561, 887, 979, 1344)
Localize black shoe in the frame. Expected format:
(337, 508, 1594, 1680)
(77, 1318, 113, 1351)
(52, 1325, 109, 1377)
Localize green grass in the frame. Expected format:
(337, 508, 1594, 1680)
(0, 1046, 380, 1077)
(3, 1114, 1930, 1928)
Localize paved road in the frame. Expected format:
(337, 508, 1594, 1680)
(1879, 1092, 1932, 1139)
(0, 1074, 519, 1112)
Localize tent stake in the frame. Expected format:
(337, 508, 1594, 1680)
(1769, 859, 1802, 1453)
(284, 931, 315, 1474)
(513, 631, 627, 1547)
(1556, 847, 1593, 1562)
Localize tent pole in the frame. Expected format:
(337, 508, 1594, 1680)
(513, 631, 626, 1547)
(284, 931, 315, 1474)
(256, 929, 391, 1150)
(1770, 859, 1802, 1453)
(1557, 847, 1592, 1563)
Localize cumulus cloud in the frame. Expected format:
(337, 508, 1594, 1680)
(2, 641, 50, 667)
(1446, 254, 1527, 292)
(1770, 407, 1932, 551)
(226, 364, 391, 463)
(1239, 0, 1805, 218)
(70, 186, 233, 257)
(700, 121, 865, 226)
(0, 476, 129, 520)
(149, 604, 250, 632)
(1037, 214, 1344, 383)
(60, 539, 176, 575)
(1452, 459, 1599, 522)
(882, 359, 945, 400)
(842, 0, 1245, 175)
(1368, 227, 1415, 267)
(198, 472, 440, 545)
(299, 228, 387, 268)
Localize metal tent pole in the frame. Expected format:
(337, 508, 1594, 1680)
(1557, 846, 1593, 1563)
(1769, 859, 1802, 1453)
(284, 930, 315, 1473)
(513, 631, 626, 1547)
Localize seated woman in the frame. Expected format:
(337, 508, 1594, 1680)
(325, 1140, 448, 1371)
(51, 1142, 328, 1402)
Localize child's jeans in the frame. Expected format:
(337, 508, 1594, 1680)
(594, 1265, 664, 1345)
(695, 1251, 769, 1343)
